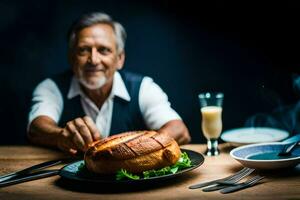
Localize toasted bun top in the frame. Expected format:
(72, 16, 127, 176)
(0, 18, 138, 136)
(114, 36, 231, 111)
(85, 131, 176, 161)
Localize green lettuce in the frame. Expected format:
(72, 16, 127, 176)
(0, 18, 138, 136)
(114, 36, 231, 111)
(116, 169, 140, 180)
(116, 152, 192, 180)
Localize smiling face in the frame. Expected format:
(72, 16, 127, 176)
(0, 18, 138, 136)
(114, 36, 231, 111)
(70, 23, 125, 90)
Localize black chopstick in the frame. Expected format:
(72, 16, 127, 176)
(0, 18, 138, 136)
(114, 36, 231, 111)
(0, 170, 60, 187)
(0, 159, 63, 183)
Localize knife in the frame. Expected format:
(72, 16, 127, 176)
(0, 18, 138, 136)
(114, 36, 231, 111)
(220, 175, 264, 194)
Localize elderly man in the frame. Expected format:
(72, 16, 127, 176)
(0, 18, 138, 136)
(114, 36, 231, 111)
(28, 12, 191, 155)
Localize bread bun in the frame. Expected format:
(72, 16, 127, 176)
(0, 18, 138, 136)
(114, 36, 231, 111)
(84, 131, 181, 174)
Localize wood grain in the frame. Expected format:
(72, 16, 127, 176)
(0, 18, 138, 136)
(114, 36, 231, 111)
(0, 144, 299, 200)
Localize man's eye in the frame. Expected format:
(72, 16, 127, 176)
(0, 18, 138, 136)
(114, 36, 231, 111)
(98, 47, 111, 54)
(78, 47, 90, 54)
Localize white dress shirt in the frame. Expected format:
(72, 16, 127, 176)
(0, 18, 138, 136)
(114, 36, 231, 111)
(28, 71, 181, 138)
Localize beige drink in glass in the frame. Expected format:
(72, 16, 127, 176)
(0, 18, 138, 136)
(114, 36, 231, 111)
(201, 106, 222, 139)
(198, 92, 224, 156)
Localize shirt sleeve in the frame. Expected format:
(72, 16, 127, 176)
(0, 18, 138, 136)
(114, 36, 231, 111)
(28, 78, 63, 127)
(139, 77, 181, 130)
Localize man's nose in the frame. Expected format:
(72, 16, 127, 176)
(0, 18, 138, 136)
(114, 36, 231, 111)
(89, 48, 101, 65)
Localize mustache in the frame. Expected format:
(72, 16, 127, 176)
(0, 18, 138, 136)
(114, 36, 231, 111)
(83, 64, 105, 72)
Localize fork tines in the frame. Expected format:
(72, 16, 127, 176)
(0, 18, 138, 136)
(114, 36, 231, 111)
(189, 167, 254, 189)
(202, 168, 255, 192)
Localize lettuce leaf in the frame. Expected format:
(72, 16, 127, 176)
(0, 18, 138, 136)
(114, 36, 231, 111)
(116, 169, 140, 180)
(116, 152, 192, 180)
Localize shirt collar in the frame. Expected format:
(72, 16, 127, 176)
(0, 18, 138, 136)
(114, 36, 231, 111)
(67, 71, 131, 102)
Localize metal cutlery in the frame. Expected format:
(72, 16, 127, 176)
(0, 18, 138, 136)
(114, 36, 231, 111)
(220, 175, 265, 194)
(278, 142, 299, 156)
(0, 157, 79, 187)
(0, 159, 63, 183)
(202, 168, 255, 192)
(189, 167, 254, 189)
(0, 170, 60, 187)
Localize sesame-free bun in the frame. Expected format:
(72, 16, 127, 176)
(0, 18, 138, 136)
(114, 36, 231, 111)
(84, 131, 181, 174)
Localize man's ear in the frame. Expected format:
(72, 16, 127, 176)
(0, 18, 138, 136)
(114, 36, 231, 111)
(116, 51, 125, 70)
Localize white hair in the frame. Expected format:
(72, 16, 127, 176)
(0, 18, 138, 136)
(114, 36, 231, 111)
(67, 12, 127, 54)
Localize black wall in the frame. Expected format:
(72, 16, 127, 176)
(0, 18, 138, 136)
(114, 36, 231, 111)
(1, 0, 299, 144)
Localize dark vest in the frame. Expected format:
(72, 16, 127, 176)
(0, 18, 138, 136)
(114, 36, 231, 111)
(51, 70, 147, 135)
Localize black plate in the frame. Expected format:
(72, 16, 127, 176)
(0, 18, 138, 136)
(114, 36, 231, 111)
(59, 149, 204, 184)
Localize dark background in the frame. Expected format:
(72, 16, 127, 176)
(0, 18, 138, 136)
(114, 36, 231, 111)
(1, 0, 300, 144)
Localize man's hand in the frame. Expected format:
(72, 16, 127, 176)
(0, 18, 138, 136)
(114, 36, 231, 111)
(57, 116, 101, 154)
(28, 115, 101, 155)
(158, 120, 191, 145)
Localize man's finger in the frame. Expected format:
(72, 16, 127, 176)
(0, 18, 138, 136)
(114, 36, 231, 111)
(58, 129, 78, 155)
(74, 118, 93, 145)
(69, 148, 78, 155)
(66, 121, 85, 151)
(60, 141, 78, 155)
(83, 116, 101, 141)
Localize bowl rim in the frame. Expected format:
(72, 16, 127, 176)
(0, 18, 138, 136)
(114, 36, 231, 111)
(221, 127, 289, 144)
(230, 142, 300, 162)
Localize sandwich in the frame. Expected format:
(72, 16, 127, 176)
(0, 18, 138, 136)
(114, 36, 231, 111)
(84, 130, 182, 174)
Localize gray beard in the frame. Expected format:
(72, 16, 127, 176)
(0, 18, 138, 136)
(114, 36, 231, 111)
(78, 76, 107, 90)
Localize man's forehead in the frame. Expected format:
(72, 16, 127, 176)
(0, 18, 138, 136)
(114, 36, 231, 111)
(76, 24, 116, 43)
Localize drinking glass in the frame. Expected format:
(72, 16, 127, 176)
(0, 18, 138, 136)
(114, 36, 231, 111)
(198, 92, 224, 156)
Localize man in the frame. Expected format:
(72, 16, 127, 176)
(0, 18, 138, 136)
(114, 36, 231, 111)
(28, 12, 191, 155)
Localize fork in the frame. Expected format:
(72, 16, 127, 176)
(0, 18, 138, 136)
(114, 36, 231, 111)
(189, 167, 253, 189)
(220, 175, 265, 194)
(202, 168, 255, 192)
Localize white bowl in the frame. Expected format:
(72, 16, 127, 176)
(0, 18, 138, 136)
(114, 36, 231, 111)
(230, 142, 300, 169)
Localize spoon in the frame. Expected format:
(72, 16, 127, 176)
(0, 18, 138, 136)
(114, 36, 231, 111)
(278, 142, 299, 156)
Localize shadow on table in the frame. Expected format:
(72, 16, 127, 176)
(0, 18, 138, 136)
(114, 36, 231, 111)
(220, 144, 235, 153)
(257, 165, 300, 178)
(54, 172, 195, 194)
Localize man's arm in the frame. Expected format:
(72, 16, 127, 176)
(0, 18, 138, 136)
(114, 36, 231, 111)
(28, 115, 101, 154)
(28, 116, 78, 154)
(139, 77, 191, 145)
(28, 78, 101, 154)
(28, 115, 63, 148)
(158, 119, 191, 145)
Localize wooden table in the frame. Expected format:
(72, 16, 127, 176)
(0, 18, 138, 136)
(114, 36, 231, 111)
(0, 144, 299, 200)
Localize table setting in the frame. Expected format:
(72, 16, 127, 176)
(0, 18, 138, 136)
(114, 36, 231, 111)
(0, 92, 300, 199)
(0, 144, 299, 199)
